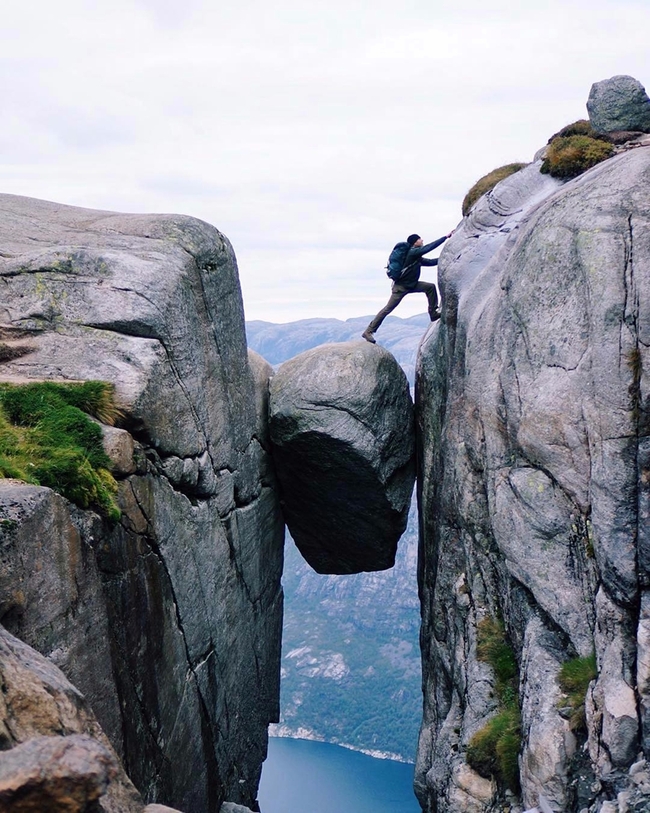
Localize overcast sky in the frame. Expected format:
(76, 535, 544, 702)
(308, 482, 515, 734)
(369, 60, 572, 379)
(2, 1, 648, 323)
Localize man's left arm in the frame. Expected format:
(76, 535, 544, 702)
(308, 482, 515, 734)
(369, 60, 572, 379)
(412, 233, 451, 257)
(421, 257, 439, 266)
(420, 234, 450, 254)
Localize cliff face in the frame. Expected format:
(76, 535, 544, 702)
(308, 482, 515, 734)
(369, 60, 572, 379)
(415, 148, 650, 811)
(0, 194, 284, 812)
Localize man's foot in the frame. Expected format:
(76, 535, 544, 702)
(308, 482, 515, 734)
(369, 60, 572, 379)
(362, 329, 376, 343)
(430, 308, 442, 322)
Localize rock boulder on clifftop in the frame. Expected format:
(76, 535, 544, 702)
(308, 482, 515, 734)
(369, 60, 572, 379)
(269, 340, 415, 574)
(587, 74, 650, 134)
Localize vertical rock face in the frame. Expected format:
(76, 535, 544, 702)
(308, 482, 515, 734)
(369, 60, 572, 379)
(269, 341, 415, 574)
(0, 194, 284, 812)
(416, 148, 650, 811)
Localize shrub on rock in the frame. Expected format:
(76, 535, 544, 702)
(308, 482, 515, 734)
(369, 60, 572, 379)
(540, 134, 613, 179)
(546, 119, 600, 142)
(558, 653, 597, 732)
(466, 617, 521, 793)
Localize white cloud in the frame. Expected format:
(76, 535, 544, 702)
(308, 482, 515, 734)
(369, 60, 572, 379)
(1, 0, 649, 321)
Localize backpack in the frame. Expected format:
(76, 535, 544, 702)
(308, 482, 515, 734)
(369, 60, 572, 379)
(385, 242, 413, 280)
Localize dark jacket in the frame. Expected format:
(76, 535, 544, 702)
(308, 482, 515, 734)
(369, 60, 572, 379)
(398, 235, 448, 289)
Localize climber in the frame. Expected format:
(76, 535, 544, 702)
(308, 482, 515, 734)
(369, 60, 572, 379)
(362, 232, 453, 343)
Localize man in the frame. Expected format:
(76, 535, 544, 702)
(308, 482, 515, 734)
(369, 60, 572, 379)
(362, 232, 452, 343)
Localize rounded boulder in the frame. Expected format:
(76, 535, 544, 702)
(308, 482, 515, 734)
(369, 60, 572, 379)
(269, 340, 415, 574)
(587, 74, 650, 134)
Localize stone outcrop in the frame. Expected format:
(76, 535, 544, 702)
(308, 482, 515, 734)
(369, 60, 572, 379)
(269, 340, 415, 574)
(0, 194, 284, 812)
(0, 624, 143, 812)
(416, 144, 650, 812)
(587, 75, 650, 134)
(0, 735, 117, 812)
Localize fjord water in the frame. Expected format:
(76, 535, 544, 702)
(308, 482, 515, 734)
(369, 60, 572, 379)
(258, 737, 420, 813)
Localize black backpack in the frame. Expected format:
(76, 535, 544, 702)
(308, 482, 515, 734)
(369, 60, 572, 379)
(386, 242, 414, 280)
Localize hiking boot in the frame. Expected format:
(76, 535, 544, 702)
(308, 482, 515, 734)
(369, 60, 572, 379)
(430, 308, 442, 322)
(362, 329, 376, 343)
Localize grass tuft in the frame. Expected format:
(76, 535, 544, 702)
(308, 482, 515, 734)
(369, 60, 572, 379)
(462, 163, 528, 217)
(467, 616, 521, 793)
(540, 134, 613, 179)
(0, 381, 121, 521)
(547, 119, 600, 141)
(558, 653, 597, 731)
(467, 706, 520, 792)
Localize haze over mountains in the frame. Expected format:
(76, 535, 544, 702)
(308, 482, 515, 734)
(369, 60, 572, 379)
(247, 312, 430, 386)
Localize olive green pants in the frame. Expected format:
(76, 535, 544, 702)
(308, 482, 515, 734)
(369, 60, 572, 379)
(366, 281, 438, 334)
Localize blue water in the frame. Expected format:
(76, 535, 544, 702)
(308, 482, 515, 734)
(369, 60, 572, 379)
(258, 737, 421, 813)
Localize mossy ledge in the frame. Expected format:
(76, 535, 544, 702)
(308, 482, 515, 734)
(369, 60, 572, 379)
(462, 163, 528, 217)
(467, 616, 521, 793)
(0, 381, 121, 521)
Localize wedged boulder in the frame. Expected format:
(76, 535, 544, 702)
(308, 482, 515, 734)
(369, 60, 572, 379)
(587, 74, 650, 134)
(269, 340, 415, 574)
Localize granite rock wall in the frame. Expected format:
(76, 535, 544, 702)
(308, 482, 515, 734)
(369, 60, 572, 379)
(0, 195, 284, 812)
(415, 147, 650, 812)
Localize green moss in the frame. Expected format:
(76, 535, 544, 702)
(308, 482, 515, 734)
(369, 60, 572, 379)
(467, 706, 521, 792)
(466, 617, 521, 792)
(558, 653, 597, 731)
(540, 134, 613, 179)
(1, 380, 121, 426)
(477, 617, 518, 693)
(462, 163, 528, 217)
(0, 381, 121, 521)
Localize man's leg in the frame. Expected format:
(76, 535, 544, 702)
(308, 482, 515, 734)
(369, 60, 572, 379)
(412, 281, 439, 320)
(363, 286, 407, 341)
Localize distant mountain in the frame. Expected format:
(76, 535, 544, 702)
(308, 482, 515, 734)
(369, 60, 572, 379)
(246, 314, 424, 761)
(246, 312, 430, 385)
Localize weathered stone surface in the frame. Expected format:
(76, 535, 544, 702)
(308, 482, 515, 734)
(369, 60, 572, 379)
(100, 424, 137, 475)
(269, 340, 415, 574)
(0, 195, 284, 812)
(0, 625, 143, 812)
(0, 735, 116, 812)
(587, 75, 650, 134)
(519, 617, 576, 811)
(0, 483, 123, 751)
(416, 147, 650, 811)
